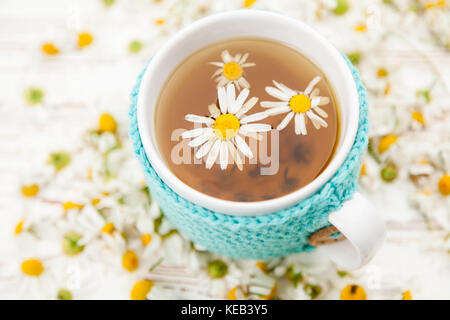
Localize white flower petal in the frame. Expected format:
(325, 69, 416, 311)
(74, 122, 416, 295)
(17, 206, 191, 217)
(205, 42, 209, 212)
(312, 105, 328, 118)
(241, 63, 256, 68)
(221, 50, 233, 63)
(318, 96, 330, 106)
(240, 123, 272, 133)
(227, 142, 243, 171)
(310, 87, 320, 98)
(238, 77, 250, 88)
(195, 139, 215, 159)
(264, 106, 291, 116)
(219, 141, 229, 170)
(260, 101, 290, 109)
(206, 139, 221, 169)
(211, 68, 223, 78)
(208, 104, 221, 118)
(265, 86, 291, 101)
(234, 53, 242, 63)
(307, 110, 328, 129)
(304, 76, 321, 95)
(185, 114, 214, 124)
(236, 97, 258, 118)
(295, 113, 307, 135)
(277, 111, 294, 131)
(240, 112, 268, 124)
(182, 127, 210, 139)
(218, 86, 228, 114)
(234, 135, 253, 158)
(240, 53, 249, 64)
(209, 62, 224, 67)
(273, 80, 297, 97)
(226, 83, 236, 110)
(217, 76, 228, 87)
(188, 131, 214, 147)
(230, 88, 249, 114)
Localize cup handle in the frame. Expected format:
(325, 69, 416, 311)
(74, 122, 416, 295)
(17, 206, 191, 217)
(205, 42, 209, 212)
(316, 192, 386, 270)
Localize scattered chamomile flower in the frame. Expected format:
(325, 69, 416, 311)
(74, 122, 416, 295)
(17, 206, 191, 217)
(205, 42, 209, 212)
(128, 40, 143, 54)
(438, 174, 450, 196)
(286, 265, 303, 287)
(354, 23, 367, 32)
(62, 232, 85, 256)
(377, 68, 389, 78)
(47, 151, 71, 171)
(101, 222, 115, 234)
(182, 83, 271, 170)
(154, 19, 165, 25)
(62, 201, 84, 211)
(57, 288, 73, 300)
(130, 280, 153, 300)
(417, 89, 431, 103)
(21, 184, 39, 197)
(14, 219, 25, 235)
(227, 286, 246, 300)
(261, 77, 330, 135)
(122, 250, 139, 272)
(243, 0, 257, 8)
(102, 0, 115, 7)
(41, 43, 60, 55)
(141, 234, 152, 246)
(333, 0, 350, 15)
(411, 111, 425, 125)
(340, 284, 367, 300)
(209, 50, 255, 89)
(207, 259, 228, 279)
(24, 87, 45, 105)
(21, 259, 44, 277)
(248, 273, 277, 300)
(99, 113, 118, 133)
(77, 32, 94, 48)
(378, 134, 398, 154)
(402, 290, 412, 300)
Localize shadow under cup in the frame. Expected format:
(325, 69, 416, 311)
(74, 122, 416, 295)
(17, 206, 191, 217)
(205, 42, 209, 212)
(137, 10, 359, 217)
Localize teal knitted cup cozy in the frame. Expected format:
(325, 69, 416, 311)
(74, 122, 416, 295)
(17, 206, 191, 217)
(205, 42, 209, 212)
(129, 56, 368, 259)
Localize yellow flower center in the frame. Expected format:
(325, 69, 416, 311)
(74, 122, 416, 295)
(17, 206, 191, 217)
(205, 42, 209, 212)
(289, 94, 311, 113)
(222, 62, 243, 81)
(141, 234, 152, 246)
(99, 113, 117, 133)
(62, 201, 84, 211)
(214, 114, 240, 140)
(438, 174, 450, 196)
(340, 284, 367, 300)
(101, 222, 115, 234)
(378, 134, 398, 154)
(14, 219, 25, 235)
(122, 250, 139, 272)
(402, 290, 413, 300)
(42, 43, 59, 55)
(21, 259, 44, 277)
(130, 280, 153, 300)
(22, 185, 39, 197)
(78, 32, 93, 48)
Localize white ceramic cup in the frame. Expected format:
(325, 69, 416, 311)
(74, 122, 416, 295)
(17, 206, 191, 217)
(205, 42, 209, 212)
(137, 10, 386, 269)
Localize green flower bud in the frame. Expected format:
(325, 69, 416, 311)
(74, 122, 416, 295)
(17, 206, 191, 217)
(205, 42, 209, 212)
(333, 0, 349, 15)
(381, 163, 397, 182)
(129, 40, 143, 54)
(24, 87, 45, 105)
(48, 151, 71, 171)
(57, 288, 73, 300)
(62, 232, 85, 256)
(207, 259, 228, 279)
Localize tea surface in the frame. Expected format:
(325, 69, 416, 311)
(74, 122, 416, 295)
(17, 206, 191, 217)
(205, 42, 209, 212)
(155, 38, 338, 202)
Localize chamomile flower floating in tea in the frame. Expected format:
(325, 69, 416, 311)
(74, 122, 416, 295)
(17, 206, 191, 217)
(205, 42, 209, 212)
(261, 77, 330, 135)
(182, 83, 271, 170)
(209, 50, 255, 90)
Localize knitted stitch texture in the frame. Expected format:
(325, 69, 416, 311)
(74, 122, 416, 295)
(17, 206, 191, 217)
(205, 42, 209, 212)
(129, 56, 368, 259)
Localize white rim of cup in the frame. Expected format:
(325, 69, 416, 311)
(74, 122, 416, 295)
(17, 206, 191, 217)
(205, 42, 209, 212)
(137, 10, 359, 216)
